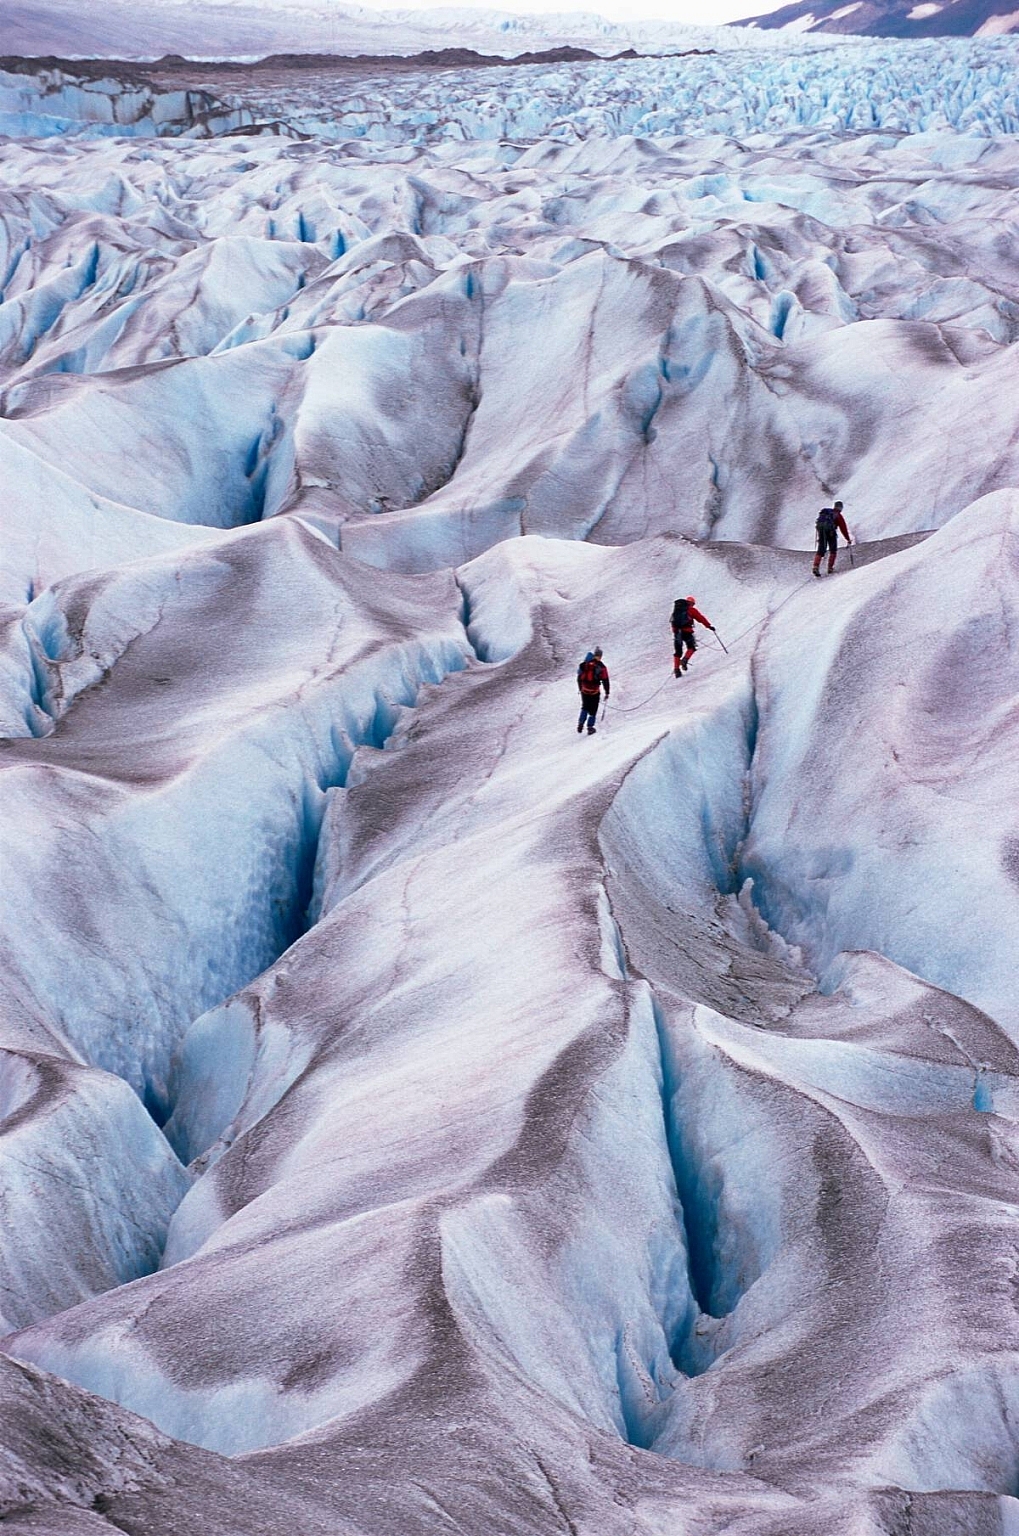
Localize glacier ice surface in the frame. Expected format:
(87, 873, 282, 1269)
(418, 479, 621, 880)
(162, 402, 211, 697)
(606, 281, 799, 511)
(1, 41, 1018, 1536)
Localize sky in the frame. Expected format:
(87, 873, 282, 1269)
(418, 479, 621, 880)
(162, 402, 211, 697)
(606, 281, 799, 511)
(354, 0, 788, 27)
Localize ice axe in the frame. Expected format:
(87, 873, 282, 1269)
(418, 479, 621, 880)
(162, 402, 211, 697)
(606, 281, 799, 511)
(713, 628, 729, 655)
(848, 541, 855, 569)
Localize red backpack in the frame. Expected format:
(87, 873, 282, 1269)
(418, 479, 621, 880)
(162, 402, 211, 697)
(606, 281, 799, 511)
(579, 658, 602, 692)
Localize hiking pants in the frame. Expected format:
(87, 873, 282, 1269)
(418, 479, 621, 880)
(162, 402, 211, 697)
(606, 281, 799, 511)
(814, 526, 838, 570)
(674, 628, 696, 668)
(578, 692, 601, 731)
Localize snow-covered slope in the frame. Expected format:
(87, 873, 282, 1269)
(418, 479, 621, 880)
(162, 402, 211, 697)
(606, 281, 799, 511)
(1, 53, 1018, 1536)
(734, 0, 1019, 37)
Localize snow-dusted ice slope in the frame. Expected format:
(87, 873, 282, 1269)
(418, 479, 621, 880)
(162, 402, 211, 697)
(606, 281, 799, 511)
(2, 51, 1019, 1536)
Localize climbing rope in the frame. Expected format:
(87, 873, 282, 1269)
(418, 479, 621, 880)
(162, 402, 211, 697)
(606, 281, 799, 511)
(601, 575, 816, 719)
(712, 574, 815, 653)
(604, 676, 675, 715)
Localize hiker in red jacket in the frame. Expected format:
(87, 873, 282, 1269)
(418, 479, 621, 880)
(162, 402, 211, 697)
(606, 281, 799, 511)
(577, 647, 610, 734)
(812, 500, 852, 576)
(671, 597, 714, 677)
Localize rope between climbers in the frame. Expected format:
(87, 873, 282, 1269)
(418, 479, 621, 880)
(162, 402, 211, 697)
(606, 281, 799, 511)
(604, 576, 814, 718)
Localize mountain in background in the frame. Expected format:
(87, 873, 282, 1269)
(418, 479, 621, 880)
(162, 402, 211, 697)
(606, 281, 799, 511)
(732, 0, 1019, 35)
(1, 0, 762, 61)
(4, 0, 1016, 63)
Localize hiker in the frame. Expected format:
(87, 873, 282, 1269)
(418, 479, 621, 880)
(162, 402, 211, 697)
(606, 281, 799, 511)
(577, 647, 610, 734)
(671, 597, 715, 677)
(813, 500, 852, 576)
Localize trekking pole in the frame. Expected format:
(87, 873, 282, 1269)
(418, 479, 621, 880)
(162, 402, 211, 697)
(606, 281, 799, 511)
(713, 629, 729, 655)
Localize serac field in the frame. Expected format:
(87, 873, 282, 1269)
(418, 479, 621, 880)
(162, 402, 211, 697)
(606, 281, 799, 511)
(1, 36, 1019, 1536)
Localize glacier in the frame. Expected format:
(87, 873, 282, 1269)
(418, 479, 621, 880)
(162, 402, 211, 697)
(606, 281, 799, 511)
(2, 38, 1018, 141)
(1, 34, 1019, 1536)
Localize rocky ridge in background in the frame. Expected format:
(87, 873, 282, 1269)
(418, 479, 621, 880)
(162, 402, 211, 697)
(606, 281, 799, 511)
(732, 0, 1019, 38)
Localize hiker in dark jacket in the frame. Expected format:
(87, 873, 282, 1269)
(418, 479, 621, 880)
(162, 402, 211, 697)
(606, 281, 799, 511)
(671, 597, 714, 677)
(577, 648, 609, 734)
(813, 500, 852, 576)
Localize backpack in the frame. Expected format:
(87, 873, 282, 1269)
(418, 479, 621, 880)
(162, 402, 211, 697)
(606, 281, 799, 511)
(671, 598, 691, 631)
(578, 658, 602, 692)
(816, 506, 837, 533)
